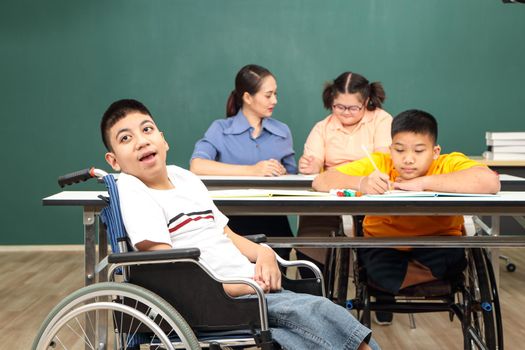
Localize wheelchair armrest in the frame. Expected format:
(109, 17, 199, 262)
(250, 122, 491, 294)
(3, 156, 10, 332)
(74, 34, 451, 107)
(107, 248, 201, 264)
(244, 234, 267, 243)
(260, 244, 325, 296)
(278, 256, 323, 278)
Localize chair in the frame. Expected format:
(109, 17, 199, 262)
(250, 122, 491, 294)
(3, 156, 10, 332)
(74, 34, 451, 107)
(295, 215, 357, 303)
(345, 216, 504, 350)
(33, 169, 325, 350)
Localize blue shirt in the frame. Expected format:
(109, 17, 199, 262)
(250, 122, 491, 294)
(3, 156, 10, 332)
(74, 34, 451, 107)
(191, 110, 297, 174)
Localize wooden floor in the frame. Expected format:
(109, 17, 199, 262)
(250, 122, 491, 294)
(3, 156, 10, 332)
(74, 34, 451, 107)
(2, 248, 524, 349)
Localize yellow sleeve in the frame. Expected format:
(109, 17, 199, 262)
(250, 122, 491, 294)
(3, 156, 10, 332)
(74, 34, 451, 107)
(336, 153, 391, 176)
(435, 152, 487, 174)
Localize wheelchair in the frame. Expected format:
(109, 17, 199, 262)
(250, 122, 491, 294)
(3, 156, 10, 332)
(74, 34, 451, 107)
(33, 168, 325, 350)
(338, 216, 504, 350)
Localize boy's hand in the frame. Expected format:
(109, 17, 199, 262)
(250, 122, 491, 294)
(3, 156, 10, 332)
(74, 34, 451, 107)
(298, 155, 321, 174)
(252, 159, 286, 177)
(254, 276, 271, 293)
(254, 245, 282, 292)
(393, 176, 426, 191)
(360, 170, 390, 194)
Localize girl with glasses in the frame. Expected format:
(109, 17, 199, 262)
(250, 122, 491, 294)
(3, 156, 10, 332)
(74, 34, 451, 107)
(296, 72, 393, 325)
(298, 71, 392, 175)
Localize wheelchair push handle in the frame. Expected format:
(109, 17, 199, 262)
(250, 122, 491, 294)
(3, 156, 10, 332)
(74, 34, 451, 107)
(58, 167, 108, 187)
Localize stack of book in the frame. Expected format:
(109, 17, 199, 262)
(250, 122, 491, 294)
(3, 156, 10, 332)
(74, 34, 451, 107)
(483, 132, 525, 160)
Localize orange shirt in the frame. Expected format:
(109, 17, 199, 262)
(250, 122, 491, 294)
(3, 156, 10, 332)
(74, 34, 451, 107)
(336, 152, 487, 239)
(303, 108, 392, 170)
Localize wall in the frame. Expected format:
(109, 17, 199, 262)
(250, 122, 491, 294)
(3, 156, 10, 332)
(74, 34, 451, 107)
(1, 0, 524, 244)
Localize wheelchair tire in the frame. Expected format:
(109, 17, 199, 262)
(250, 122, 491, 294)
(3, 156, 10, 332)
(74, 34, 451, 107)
(462, 248, 501, 350)
(32, 282, 201, 350)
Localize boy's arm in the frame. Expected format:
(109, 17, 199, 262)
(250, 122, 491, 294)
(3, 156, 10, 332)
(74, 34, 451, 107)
(313, 168, 391, 194)
(133, 232, 280, 298)
(224, 226, 281, 292)
(312, 169, 361, 192)
(394, 166, 501, 194)
(135, 240, 172, 251)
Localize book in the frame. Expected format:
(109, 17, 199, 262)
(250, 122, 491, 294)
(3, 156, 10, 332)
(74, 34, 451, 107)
(487, 139, 525, 146)
(208, 189, 331, 198)
(365, 190, 498, 198)
(487, 145, 525, 153)
(483, 151, 525, 160)
(486, 131, 525, 141)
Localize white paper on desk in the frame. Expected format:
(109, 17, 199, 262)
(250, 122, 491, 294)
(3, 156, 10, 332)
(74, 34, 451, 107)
(365, 190, 499, 198)
(208, 189, 331, 198)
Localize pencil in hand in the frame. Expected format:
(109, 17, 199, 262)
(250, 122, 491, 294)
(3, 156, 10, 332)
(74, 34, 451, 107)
(361, 145, 391, 193)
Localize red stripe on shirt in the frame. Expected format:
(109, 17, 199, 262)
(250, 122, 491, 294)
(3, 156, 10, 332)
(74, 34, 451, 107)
(169, 215, 215, 233)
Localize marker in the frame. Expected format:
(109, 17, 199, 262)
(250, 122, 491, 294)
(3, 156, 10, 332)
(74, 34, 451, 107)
(329, 189, 362, 197)
(343, 189, 354, 197)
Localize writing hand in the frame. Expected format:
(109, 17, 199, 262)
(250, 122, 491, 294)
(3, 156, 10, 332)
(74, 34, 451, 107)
(360, 170, 391, 194)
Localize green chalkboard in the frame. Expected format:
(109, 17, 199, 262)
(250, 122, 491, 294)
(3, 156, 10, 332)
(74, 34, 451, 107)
(1, 0, 524, 244)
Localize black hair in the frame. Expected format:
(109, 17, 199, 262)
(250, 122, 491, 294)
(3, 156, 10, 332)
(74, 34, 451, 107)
(226, 64, 274, 117)
(322, 72, 385, 111)
(100, 99, 152, 151)
(391, 109, 438, 144)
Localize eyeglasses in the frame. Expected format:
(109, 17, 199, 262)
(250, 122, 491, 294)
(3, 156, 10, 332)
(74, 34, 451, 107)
(332, 104, 364, 114)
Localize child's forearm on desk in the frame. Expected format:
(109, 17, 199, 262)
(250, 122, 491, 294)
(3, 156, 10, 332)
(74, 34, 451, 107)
(422, 167, 500, 194)
(312, 170, 360, 192)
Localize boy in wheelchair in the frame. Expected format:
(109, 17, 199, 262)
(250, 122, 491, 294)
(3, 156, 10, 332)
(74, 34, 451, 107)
(100, 99, 379, 350)
(313, 109, 500, 323)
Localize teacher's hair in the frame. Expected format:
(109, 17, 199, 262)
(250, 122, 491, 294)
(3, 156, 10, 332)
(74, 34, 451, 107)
(322, 72, 386, 111)
(226, 64, 274, 117)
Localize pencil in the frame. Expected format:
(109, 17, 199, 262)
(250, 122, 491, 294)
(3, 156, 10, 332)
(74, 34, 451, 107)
(361, 145, 380, 172)
(361, 145, 391, 192)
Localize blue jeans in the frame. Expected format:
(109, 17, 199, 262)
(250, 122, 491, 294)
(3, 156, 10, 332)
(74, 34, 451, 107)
(263, 290, 380, 350)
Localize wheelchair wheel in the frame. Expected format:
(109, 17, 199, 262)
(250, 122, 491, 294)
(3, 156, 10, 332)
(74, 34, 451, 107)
(33, 282, 200, 350)
(462, 249, 502, 350)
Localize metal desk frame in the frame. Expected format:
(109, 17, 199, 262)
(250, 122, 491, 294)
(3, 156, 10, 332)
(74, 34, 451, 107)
(43, 190, 525, 287)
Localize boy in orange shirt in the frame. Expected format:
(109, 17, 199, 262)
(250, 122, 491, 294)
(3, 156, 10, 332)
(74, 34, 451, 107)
(313, 109, 500, 295)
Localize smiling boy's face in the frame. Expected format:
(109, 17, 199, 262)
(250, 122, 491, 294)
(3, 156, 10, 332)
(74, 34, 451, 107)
(105, 112, 170, 188)
(389, 131, 441, 180)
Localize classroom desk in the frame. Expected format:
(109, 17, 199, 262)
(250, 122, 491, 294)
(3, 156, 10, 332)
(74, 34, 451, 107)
(200, 174, 315, 190)
(43, 190, 525, 289)
(472, 156, 525, 178)
(211, 192, 525, 216)
(497, 174, 525, 191)
(201, 173, 524, 191)
(202, 173, 525, 238)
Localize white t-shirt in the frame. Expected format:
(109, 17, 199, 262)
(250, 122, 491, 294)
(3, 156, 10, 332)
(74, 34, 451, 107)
(118, 165, 256, 278)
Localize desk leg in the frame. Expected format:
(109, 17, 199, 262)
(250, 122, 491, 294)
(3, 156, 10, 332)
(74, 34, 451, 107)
(491, 215, 500, 286)
(83, 209, 97, 350)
